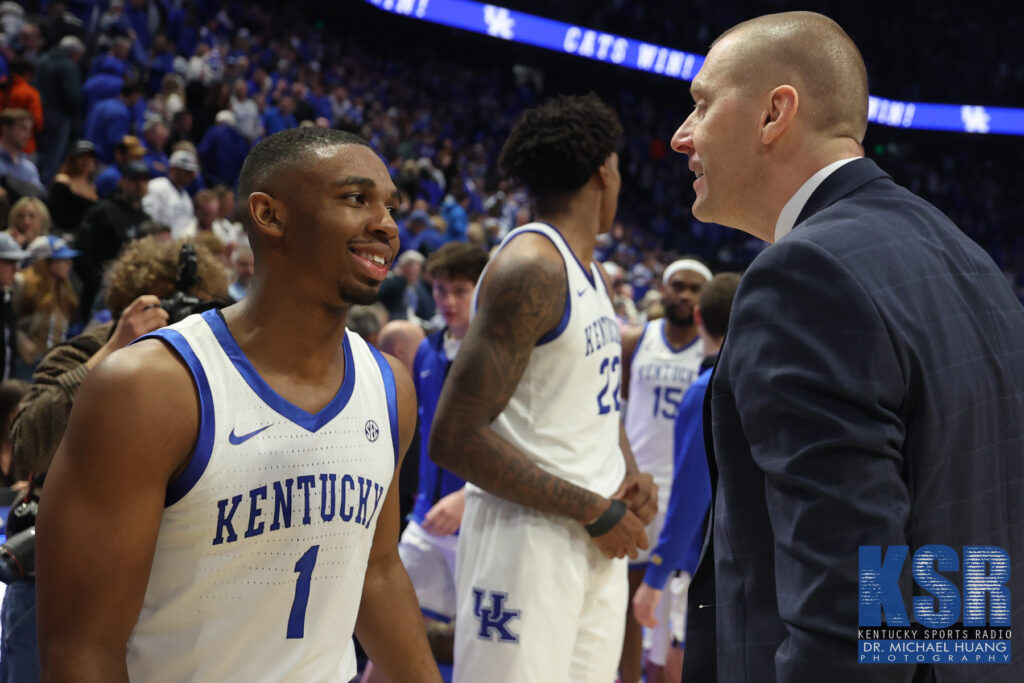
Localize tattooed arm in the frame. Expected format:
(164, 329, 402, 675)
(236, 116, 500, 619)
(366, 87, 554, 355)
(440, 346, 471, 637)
(430, 234, 647, 558)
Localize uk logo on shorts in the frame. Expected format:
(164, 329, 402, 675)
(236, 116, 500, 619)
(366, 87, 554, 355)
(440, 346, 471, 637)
(472, 588, 521, 643)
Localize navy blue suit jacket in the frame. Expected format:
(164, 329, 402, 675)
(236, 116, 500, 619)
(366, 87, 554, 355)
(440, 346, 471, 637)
(686, 158, 1024, 683)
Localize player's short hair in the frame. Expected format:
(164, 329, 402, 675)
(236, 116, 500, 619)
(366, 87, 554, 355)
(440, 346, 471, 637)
(425, 242, 489, 284)
(699, 272, 741, 339)
(237, 127, 372, 200)
(498, 92, 623, 197)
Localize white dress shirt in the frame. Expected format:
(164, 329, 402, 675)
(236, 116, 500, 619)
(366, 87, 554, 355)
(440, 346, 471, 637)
(774, 157, 860, 242)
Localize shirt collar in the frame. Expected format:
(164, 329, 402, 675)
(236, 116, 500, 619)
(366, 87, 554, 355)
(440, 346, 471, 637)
(774, 157, 860, 242)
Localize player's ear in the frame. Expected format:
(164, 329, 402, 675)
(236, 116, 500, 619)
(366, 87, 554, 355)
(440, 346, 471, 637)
(596, 152, 617, 188)
(762, 85, 798, 145)
(248, 192, 286, 239)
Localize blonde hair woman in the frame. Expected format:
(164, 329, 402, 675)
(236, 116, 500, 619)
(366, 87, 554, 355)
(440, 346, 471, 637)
(6, 196, 51, 247)
(14, 236, 80, 375)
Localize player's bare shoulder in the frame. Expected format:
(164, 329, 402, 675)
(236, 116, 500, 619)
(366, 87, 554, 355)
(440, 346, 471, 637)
(476, 231, 567, 339)
(80, 337, 201, 475)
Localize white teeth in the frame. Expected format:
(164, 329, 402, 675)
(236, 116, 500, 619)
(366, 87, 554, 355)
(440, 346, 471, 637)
(356, 252, 386, 265)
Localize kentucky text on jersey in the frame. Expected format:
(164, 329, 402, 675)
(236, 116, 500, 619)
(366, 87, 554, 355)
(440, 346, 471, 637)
(213, 472, 385, 545)
(584, 316, 622, 357)
(637, 363, 700, 385)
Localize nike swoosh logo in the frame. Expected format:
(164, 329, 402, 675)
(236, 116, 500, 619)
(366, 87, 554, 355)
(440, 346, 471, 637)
(420, 369, 431, 378)
(228, 424, 272, 445)
(576, 288, 588, 297)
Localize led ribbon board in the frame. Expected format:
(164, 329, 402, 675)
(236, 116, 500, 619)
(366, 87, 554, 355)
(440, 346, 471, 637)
(364, 0, 1024, 136)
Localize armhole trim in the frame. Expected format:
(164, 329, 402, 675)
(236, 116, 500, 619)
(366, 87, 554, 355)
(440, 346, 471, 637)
(136, 329, 216, 507)
(369, 346, 400, 468)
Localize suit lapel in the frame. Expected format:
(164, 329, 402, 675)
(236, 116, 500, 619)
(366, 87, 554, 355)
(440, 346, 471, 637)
(794, 157, 892, 227)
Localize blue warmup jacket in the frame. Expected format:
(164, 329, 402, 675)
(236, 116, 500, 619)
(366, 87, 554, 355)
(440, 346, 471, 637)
(410, 329, 466, 526)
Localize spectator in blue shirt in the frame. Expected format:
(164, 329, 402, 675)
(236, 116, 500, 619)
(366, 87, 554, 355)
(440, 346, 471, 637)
(81, 66, 124, 118)
(632, 272, 740, 682)
(124, 0, 156, 52)
(439, 189, 469, 243)
(404, 209, 446, 255)
(147, 34, 178, 95)
(0, 109, 44, 192)
(87, 36, 131, 79)
(261, 95, 296, 136)
(84, 81, 143, 164)
(94, 135, 146, 199)
(197, 110, 249, 188)
(141, 120, 170, 178)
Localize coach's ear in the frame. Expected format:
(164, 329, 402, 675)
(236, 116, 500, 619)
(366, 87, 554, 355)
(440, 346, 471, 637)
(762, 85, 798, 145)
(248, 192, 287, 239)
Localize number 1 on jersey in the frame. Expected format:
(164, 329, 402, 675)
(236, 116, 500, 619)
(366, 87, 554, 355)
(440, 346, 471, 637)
(287, 544, 320, 639)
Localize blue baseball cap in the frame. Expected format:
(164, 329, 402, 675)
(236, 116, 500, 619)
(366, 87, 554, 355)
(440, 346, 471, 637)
(27, 235, 80, 262)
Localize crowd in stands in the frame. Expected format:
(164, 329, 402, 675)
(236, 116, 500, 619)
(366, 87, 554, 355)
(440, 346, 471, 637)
(0, 0, 1014, 390)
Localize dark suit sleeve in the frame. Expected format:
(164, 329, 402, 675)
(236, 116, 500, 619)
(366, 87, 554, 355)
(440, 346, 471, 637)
(728, 238, 912, 682)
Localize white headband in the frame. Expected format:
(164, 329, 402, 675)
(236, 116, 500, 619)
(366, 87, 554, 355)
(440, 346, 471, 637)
(662, 259, 712, 286)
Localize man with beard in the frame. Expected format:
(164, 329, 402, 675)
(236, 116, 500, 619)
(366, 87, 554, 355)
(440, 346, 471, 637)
(619, 258, 710, 683)
(36, 128, 441, 682)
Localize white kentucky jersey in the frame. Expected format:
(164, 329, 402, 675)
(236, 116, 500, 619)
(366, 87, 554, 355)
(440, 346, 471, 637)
(470, 222, 625, 498)
(624, 318, 704, 500)
(125, 308, 399, 683)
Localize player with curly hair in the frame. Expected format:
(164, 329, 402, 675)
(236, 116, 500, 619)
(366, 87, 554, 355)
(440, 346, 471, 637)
(431, 93, 657, 682)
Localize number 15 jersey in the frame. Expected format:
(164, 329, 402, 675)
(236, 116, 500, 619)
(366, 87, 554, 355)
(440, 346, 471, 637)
(624, 318, 703, 510)
(126, 309, 398, 682)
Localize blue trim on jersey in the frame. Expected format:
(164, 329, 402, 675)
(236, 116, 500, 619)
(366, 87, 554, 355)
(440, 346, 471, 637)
(137, 328, 216, 507)
(497, 227, 573, 346)
(202, 309, 356, 432)
(660, 321, 701, 354)
(539, 221, 596, 287)
(629, 561, 650, 571)
(369, 346, 400, 467)
(420, 607, 454, 624)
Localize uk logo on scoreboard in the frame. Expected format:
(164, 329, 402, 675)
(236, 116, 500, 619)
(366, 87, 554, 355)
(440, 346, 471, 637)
(858, 545, 1011, 664)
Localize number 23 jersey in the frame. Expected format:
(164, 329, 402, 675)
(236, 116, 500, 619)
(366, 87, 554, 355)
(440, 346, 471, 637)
(126, 309, 398, 682)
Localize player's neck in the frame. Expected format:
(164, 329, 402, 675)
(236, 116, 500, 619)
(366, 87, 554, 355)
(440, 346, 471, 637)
(663, 319, 699, 349)
(534, 209, 598, 269)
(223, 285, 349, 380)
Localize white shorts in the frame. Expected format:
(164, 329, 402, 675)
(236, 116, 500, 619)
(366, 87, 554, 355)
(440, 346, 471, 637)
(642, 571, 691, 665)
(630, 508, 667, 566)
(454, 490, 628, 683)
(643, 583, 672, 666)
(398, 520, 458, 623)
(667, 571, 691, 646)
